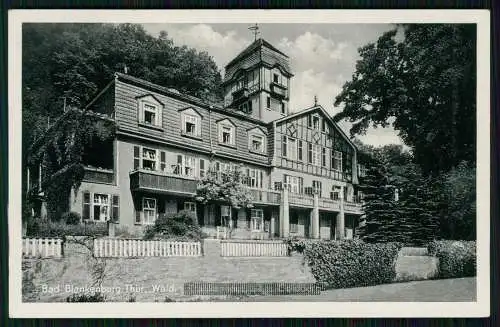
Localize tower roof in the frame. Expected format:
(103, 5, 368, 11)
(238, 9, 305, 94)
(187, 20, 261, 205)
(223, 38, 292, 84)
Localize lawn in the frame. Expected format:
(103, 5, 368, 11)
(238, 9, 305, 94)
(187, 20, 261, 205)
(244, 277, 477, 302)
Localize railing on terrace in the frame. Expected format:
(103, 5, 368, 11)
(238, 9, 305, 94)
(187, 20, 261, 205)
(83, 166, 114, 184)
(93, 238, 202, 257)
(288, 193, 314, 207)
(247, 188, 281, 205)
(129, 170, 198, 195)
(220, 240, 288, 257)
(22, 238, 63, 258)
(270, 82, 288, 98)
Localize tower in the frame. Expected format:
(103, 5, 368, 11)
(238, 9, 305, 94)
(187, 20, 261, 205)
(222, 38, 293, 123)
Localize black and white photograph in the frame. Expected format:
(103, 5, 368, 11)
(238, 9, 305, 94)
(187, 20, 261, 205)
(8, 10, 490, 318)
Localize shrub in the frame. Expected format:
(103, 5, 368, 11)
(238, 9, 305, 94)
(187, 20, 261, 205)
(61, 211, 81, 225)
(427, 240, 476, 278)
(284, 237, 319, 254)
(27, 219, 108, 237)
(302, 239, 402, 289)
(66, 292, 105, 302)
(143, 210, 202, 241)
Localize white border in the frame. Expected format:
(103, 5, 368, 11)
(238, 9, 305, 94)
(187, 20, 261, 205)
(9, 9, 490, 318)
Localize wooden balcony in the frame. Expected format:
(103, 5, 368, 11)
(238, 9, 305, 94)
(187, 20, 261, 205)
(83, 167, 114, 184)
(129, 170, 198, 196)
(231, 87, 249, 104)
(270, 82, 287, 98)
(247, 188, 281, 205)
(289, 192, 363, 214)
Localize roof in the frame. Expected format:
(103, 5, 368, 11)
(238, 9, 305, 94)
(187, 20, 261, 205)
(112, 72, 268, 126)
(273, 105, 358, 152)
(223, 38, 292, 83)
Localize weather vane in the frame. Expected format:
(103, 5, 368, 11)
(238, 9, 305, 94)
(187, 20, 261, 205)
(248, 23, 260, 41)
(314, 95, 318, 106)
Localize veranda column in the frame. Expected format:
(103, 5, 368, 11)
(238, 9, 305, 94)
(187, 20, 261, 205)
(280, 187, 289, 238)
(311, 193, 320, 239)
(336, 185, 345, 240)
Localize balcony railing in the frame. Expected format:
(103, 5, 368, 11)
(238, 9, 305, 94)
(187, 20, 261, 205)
(83, 166, 114, 184)
(231, 87, 249, 104)
(270, 82, 287, 98)
(288, 191, 363, 214)
(129, 170, 198, 196)
(247, 188, 281, 205)
(288, 193, 314, 207)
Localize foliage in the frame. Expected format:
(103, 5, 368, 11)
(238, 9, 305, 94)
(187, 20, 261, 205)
(143, 210, 203, 241)
(66, 292, 105, 302)
(438, 161, 476, 240)
(195, 166, 254, 209)
(284, 237, 320, 254)
(427, 240, 476, 278)
(334, 24, 476, 175)
(61, 211, 82, 225)
(302, 240, 402, 289)
(27, 108, 115, 220)
(27, 219, 108, 237)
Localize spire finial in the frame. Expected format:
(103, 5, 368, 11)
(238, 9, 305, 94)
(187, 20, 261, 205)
(248, 23, 260, 41)
(314, 95, 318, 106)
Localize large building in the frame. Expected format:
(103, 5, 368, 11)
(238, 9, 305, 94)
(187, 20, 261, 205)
(27, 38, 364, 240)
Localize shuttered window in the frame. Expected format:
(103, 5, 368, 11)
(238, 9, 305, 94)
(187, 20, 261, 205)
(82, 192, 91, 220)
(111, 195, 119, 222)
(160, 151, 166, 172)
(133, 146, 140, 169)
(199, 159, 205, 178)
(282, 136, 287, 157)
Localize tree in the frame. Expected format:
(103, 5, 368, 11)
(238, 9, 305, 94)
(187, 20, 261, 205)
(334, 24, 476, 175)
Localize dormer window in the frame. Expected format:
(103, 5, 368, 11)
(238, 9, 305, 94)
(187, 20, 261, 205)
(180, 107, 202, 139)
(137, 94, 164, 128)
(218, 119, 236, 146)
(248, 127, 266, 154)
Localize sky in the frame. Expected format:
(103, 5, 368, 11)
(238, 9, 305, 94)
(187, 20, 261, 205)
(142, 23, 405, 148)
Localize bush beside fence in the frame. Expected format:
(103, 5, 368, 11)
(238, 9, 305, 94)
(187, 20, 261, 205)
(27, 220, 108, 238)
(300, 239, 402, 289)
(427, 240, 476, 278)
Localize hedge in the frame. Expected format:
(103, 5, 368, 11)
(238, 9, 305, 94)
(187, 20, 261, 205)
(427, 240, 476, 278)
(27, 219, 108, 237)
(299, 239, 402, 289)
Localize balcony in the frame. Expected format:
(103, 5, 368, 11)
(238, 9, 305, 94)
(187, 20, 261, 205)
(288, 192, 363, 214)
(288, 193, 314, 207)
(129, 170, 198, 196)
(247, 188, 281, 205)
(83, 166, 114, 184)
(231, 87, 249, 104)
(270, 82, 287, 98)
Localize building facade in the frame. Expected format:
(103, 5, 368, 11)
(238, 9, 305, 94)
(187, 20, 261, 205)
(28, 38, 363, 239)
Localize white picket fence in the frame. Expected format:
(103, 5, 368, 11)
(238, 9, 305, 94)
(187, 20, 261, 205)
(93, 238, 202, 258)
(22, 238, 63, 258)
(221, 240, 288, 257)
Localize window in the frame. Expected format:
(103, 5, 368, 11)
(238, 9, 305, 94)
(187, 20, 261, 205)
(311, 144, 321, 166)
(83, 192, 119, 221)
(285, 175, 303, 194)
(266, 96, 271, 109)
(142, 148, 157, 170)
(143, 104, 158, 125)
(322, 148, 328, 167)
(312, 180, 322, 197)
(308, 143, 312, 163)
(245, 168, 264, 188)
(221, 205, 231, 227)
(184, 201, 196, 214)
(93, 193, 109, 221)
(332, 151, 343, 171)
(313, 116, 320, 130)
(184, 155, 197, 177)
(331, 186, 341, 200)
(182, 114, 200, 137)
(282, 136, 287, 157)
(358, 164, 367, 177)
(218, 121, 235, 146)
(273, 73, 279, 83)
(307, 115, 312, 128)
(199, 159, 206, 178)
(251, 209, 264, 231)
(298, 140, 303, 161)
(290, 213, 298, 233)
(322, 120, 327, 133)
(281, 102, 285, 114)
(142, 198, 157, 225)
(288, 138, 297, 160)
(249, 134, 265, 153)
